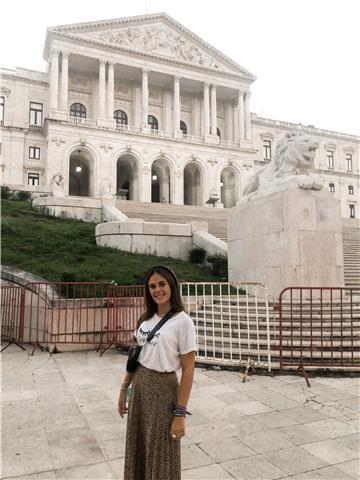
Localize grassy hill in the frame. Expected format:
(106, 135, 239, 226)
(1, 200, 224, 285)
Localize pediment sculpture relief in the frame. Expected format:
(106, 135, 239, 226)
(88, 24, 224, 69)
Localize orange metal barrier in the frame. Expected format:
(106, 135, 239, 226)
(1, 285, 26, 351)
(278, 287, 360, 385)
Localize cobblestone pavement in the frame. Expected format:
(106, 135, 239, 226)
(1, 346, 359, 480)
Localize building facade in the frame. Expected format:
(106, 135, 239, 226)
(0, 13, 359, 218)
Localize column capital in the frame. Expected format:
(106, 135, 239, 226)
(61, 49, 70, 59)
(244, 88, 252, 98)
(211, 83, 217, 89)
(142, 67, 150, 74)
(174, 75, 181, 82)
(99, 58, 107, 66)
(107, 59, 116, 66)
(203, 81, 210, 88)
(50, 48, 60, 59)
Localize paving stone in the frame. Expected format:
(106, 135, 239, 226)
(186, 420, 239, 444)
(264, 446, 328, 475)
(276, 423, 329, 445)
(221, 454, 285, 480)
(232, 400, 274, 416)
(335, 459, 360, 479)
(181, 443, 214, 470)
(280, 405, 329, 424)
(289, 465, 355, 479)
(240, 429, 295, 453)
(2, 470, 57, 480)
(304, 418, 358, 439)
(302, 439, 359, 465)
(182, 463, 234, 479)
(107, 458, 125, 480)
(55, 461, 116, 479)
(198, 436, 256, 462)
(335, 433, 360, 452)
(97, 435, 126, 460)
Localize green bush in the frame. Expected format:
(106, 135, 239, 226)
(207, 254, 228, 278)
(1, 186, 11, 199)
(189, 247, 206, 264)
(15, 190, 32, 201)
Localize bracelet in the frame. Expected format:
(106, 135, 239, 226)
(172, 402, 192, 417)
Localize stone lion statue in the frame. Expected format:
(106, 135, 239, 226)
(243, 130, 323, 196)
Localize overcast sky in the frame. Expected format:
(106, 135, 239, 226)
(2, 0, 359, 135)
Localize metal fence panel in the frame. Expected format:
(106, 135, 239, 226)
(278, 287, 360, 369)
(181, 282, 274, 371)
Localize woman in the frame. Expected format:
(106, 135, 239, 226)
(118, 265, 196, 480)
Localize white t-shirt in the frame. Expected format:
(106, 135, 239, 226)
(136, 311, 197, 372)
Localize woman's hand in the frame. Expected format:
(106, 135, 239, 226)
(170, 416, 185, 441)
(118, 389, 128, 418)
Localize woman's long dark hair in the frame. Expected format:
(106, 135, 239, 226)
(136, 265, 184, 328)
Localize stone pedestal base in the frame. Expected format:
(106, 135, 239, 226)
(97, 118, 115, 129)
(228, 186, 344, 298)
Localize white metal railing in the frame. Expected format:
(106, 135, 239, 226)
(180, 282, 275, 371)
(63, 116, 241, 149)
(68, 116, 97, 127)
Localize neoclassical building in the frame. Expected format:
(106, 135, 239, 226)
(0, 13, 359, 218)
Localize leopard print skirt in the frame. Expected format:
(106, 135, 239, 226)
(124, 365, 181, 480)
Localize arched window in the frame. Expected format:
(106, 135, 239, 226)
(216, 127, 221, 138)
(148, 115, 158, 131)
(180, 121, 187, 135)
(70, 103, 86, 118)
(114, 110, 128, 125)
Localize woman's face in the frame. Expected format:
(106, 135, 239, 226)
(148, 272, 172, 310)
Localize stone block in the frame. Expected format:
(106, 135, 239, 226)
(229, 186, 345, 297)
(95, 221, 121, 237)
(168, 223, 192, 236)
(143, 222, 170, 235)
(131, 234, 156, 255)
(119, 221, 144, 234)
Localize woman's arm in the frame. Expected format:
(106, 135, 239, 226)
(170, 351, 195, 440)
(118, 371, 134, 418)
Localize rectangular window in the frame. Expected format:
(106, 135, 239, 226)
(327, 150, 334, 168)
(29, 146, 40, 159)
(29, 102, 43, 126)
(348, 185, 354, 195)
(263, 140, 272, 160)
(0, 96, 4, 124)
(346, 153, 353, 171)
(329, 183, 335, 193)
(349, 204, 355, 218)
(28, 173, 39, 186)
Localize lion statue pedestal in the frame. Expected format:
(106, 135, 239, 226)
(228, 131, 344, 298)
(228, 186, 345, 297)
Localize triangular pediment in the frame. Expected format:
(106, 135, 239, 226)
(46, 13, 255, 80)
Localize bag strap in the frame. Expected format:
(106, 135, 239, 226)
(146, 310, 174, 343)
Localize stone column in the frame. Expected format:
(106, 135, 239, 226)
(210, 84, 217, 136)
(238, 89, 245, 141)
(142, 68, 149, 132)
(174, 75, 181, 136)
(226, 102, 233, 143)
(203, 82, 210, 138)
(107, 61, 115, 119)
(192, 95, 201, 137)
(164, 90, 172, 132)
(60, 50, 69, 111)
(98, 60, 106, 118)
(244, 88, 252, 140)
(49, 49, 59, 111)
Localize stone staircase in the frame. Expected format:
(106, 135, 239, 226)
(116, 201, 359, 288)
(190, 297, 360, 370)
(115, 200, 229, 240)
(343, 225, 360, 288)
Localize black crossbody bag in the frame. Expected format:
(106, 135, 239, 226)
(126, 310, 174, 373)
